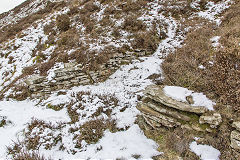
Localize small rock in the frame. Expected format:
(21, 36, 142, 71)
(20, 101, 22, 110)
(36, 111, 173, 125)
(199, 113, 222, 128)
(25, 75, 45, 85)
(232, 122, 240, 131)
(186, 95, 194, 104)
(231, 130, 240, 150)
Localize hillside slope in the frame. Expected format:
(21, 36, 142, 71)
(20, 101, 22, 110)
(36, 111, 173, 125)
(0, 0, 239, 159)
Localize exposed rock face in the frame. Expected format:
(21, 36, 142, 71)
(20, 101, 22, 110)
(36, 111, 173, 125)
(24, 51, 148, 99)
(231, 122, 240, 150)
(137, 85, 222, 132)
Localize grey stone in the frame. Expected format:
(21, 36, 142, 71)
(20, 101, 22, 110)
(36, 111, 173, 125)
(199, 113, 222, 128)
(232, 122, 240, 132)
(231, 130, 240, 150)
(144, 85, 208, 114)
(140, 102, 191, 121)
(25, 75, 45, 85)
(79, 79, 91, 85)
(64, 62, 77, 68)
(137, 103, 180, 128)
(231, 130, 240, 141)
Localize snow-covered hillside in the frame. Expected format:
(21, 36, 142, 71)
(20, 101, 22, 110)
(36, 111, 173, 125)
(0, 0, 235, 159)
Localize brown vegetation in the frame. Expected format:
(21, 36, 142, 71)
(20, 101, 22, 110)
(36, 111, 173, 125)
(56, 14, 71, 32)
(0, 1, 66, 43)
(161, 1, 240, 159)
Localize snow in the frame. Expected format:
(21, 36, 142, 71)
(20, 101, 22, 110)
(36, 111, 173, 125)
(196, 0, 232, 25)
(0, 0, 45, 28)
(198, 65, 206, 69)
(33, 10, 183, 159)
(48, 125, 160, 159)
(163, 86, 192, 102)
(163, 86, 215, 110)
(190, 141, 221, 160)
(0, 100, 70, 159)
(0, 22, 48, 91)
(0, 0, 27, 14)
(191, 92, 215, 110)
(83, 125, 160, 159)
(211, 36, 221, 47)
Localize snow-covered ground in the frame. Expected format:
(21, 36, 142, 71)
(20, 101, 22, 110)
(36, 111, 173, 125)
(35, 12, 183, 159)
(0, 0, 233, 159)
(0, 100, 70, 159)
(190, 141, 221, 160)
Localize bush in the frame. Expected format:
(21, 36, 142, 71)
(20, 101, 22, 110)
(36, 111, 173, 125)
(67, 6, 80, 16)
(77, 119, 116, 145)
(69, 49, 88, 64)
(57, 29, 80, 48)
(22, 66, 35, 76)
(38, 59, 55, 76)
(123, 16, 146, 32)
(56, 14, 71, 32)
(14, 151, 49, 160)
(43, 22, 56, 35)
(84, 1, 99, 12)
(132, 29, 160, 53)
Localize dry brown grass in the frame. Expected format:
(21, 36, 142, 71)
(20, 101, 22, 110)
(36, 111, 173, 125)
(38, 59, 55, 76)
(77, 119, 117, 145)
(0, 1, 66, 43)
(162, 25, 213, 91)
(161, 1, 240, 159)
(14, 151, 51, 160)
(163, 1, 240, 111)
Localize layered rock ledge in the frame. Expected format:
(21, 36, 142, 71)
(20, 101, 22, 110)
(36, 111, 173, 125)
(137, 85, 222, 132)
(23, 51, 148, 99)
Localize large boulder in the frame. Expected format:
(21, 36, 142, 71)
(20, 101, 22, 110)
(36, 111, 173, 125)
(137, 85, 222, 132)
(144, 85, 208, 114)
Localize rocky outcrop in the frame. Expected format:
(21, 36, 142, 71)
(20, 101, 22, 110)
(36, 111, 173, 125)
(143, 85, 208, 114)
(137, 85, 222, 132)
(24, 51, 148, 99)
(231, 122, 240, 150)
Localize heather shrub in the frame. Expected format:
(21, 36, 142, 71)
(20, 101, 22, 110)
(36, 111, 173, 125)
(56, 14, 71, 32)
(14, 151, 50, 160)
(38, 59, 55, 76)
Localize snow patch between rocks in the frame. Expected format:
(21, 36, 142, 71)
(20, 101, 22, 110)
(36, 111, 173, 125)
(190, 141, 220, 160)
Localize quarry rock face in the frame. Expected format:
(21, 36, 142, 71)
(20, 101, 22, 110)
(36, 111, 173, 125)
(137, 85, 222, 132)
